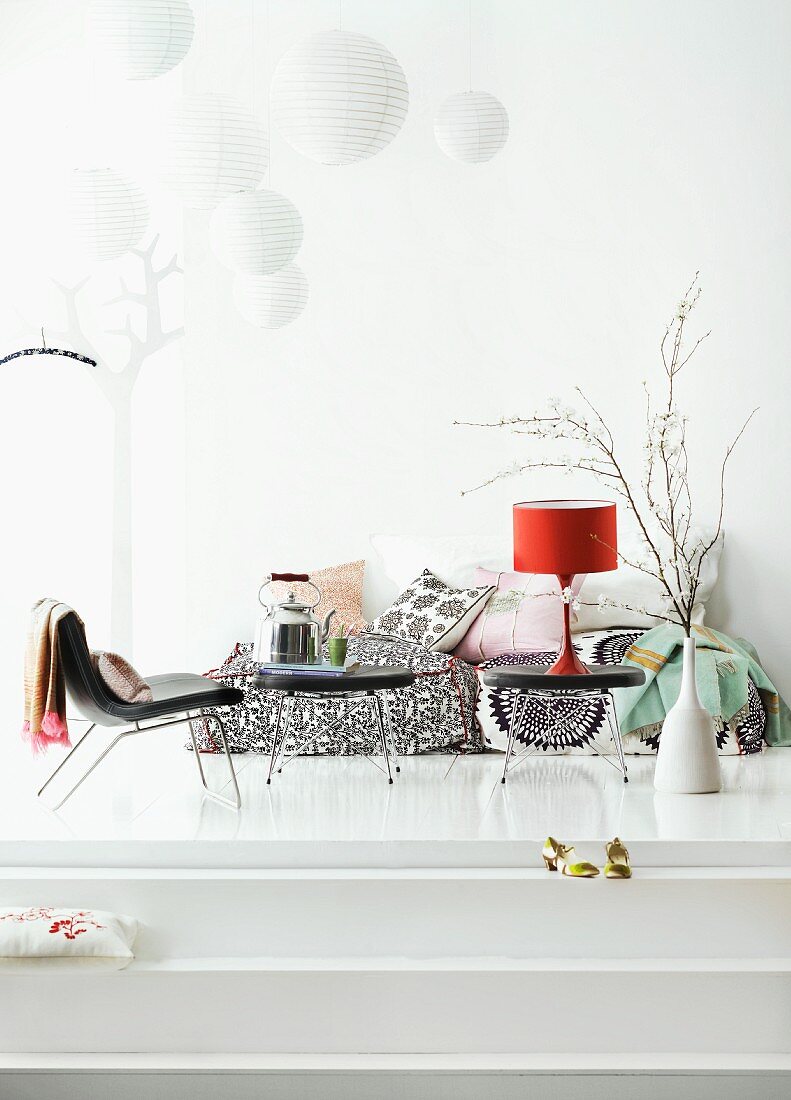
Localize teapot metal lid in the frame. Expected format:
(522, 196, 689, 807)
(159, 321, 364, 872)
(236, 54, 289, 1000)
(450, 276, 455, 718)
(258, 576, 322, 612)
(276, 591, 313, 612)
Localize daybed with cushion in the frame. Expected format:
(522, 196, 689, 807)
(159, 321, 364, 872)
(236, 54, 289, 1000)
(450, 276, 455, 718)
(193, 532, 770, 759)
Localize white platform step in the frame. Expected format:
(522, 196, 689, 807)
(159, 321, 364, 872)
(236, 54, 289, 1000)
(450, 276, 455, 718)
(3, 862, 791, 1057)
(2, 1054, 791, 1100)
(3, 865, 791, 960)
(2, 957, 790, 1054)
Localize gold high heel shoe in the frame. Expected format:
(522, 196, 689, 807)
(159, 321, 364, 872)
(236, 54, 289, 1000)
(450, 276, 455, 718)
(542, 837, 599, 877)
(542, 836, 562, 870)
(604, 837, 632, 879)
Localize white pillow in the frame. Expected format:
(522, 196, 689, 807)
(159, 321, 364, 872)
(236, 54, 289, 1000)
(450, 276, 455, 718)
(365, 533, 511, 620)
(574, 532, 724, 632)
(0, 907, 138, 972)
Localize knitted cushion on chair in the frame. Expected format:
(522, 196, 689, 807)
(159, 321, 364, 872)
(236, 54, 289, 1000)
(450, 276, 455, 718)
(90, 651, 153, 704)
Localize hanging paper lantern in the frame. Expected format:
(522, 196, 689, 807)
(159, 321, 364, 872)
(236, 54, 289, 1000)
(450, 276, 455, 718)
(271, 31, 409, 166)
(233, 265, 309, 329)
(88, 0, 195, 80)
(163, 94, 268, 211)
(434, 91, 509, 164)
(69, 167, 149, 261)
(209, 189, 303, 276)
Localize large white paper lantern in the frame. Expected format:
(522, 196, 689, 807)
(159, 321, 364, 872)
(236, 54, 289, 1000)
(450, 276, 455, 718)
(434, 91, 509, 164)
(210, 190, 303, 275)
(233, 265, 309, 329)
(163, 94, 268, 211)
(88, 0, 195, 80)
(69, 167, 149, 261)
(271, 31, 409, 166)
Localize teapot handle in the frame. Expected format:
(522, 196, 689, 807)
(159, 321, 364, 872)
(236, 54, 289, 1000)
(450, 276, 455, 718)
(259, 575, 321, 609)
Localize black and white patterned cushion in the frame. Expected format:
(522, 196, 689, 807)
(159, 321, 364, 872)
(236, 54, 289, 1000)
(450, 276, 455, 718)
(192, 635, 482, 756)
(365, 569, 494, 653)
(478, 628, 768, 756)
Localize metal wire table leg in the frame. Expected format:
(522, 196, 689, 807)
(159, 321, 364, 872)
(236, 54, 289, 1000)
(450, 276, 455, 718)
(372, 693, 394, 785)
(501, 692, 524, 784)
(605, 690, 629, 783)
(381, 693, 400, 773)
(274, 696, 299, 774)
(267, 694, 286, 785)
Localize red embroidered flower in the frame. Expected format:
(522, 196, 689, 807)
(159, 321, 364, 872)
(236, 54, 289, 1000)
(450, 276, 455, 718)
(1, 907, 105, 939)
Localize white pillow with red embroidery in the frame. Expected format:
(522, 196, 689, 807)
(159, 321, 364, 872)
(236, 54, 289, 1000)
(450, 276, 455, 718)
(0, 907, 138, 971)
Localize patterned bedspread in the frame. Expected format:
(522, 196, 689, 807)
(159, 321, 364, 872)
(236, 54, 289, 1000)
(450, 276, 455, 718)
(194, 628, 768, 757)
(478, 628, 767, 756)
(194, 636, 482, 755)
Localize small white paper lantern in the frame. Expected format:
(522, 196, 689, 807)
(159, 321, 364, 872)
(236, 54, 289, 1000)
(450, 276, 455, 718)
(271, 31, 409, 166)
(210, 190, 303, 276)
(69, 167, 149, 261)
(233, 265, 309, 329)
(88, 0, 195, 80)
(163, 94, 268, 211)
(434, 91, 509, 164)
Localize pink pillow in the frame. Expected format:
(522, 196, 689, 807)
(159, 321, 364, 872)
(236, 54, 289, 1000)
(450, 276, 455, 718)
(454, 568, 584, 663)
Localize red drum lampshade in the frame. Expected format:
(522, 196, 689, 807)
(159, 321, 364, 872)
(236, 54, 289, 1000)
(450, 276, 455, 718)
(513, 500, 617, 675)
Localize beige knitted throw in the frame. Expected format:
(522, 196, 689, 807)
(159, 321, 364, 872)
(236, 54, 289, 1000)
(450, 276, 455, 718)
(21, 599, 81, 754)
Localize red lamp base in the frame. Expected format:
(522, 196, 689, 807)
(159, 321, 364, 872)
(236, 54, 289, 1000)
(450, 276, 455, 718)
(547, 573, 590, 676)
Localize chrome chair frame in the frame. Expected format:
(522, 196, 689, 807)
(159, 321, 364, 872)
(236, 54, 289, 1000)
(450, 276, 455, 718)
(38, 709, 241, 811)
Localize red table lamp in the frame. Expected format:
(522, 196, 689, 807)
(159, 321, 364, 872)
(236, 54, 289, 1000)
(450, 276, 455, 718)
(513, 500, 618, 675)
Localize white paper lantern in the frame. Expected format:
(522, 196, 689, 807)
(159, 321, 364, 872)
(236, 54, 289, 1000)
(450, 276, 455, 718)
(271, 31, 409, 166)
(210, 190, 303, 276)
(163, 95, 268, 211)
(233, 265, 309, 329)
(69, 167, 149, 261)
(88, 0, 195, 80)
(434, 91, 509, 164)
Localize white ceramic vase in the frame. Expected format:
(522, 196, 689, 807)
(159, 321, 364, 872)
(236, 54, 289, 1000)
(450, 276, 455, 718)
(653, 637, 722, 794)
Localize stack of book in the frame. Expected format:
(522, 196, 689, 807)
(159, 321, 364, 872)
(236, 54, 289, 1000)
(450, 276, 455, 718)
(258, 661, 360, 678)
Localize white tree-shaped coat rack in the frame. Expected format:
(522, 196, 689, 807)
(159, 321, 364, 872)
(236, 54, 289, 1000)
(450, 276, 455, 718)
(50, 234, 183, 653)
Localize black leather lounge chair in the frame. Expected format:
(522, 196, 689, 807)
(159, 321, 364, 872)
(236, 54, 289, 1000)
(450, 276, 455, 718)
(37, 612, 243, 810)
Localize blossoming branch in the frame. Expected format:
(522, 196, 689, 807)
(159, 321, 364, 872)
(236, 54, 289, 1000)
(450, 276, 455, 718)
(456, 275, 757, 636)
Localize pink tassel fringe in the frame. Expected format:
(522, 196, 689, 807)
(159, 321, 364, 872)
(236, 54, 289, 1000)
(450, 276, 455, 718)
(21, 713, 71, 755)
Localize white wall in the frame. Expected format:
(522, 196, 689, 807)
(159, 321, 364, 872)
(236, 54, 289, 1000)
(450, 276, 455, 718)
(0, 0, 186, 718)
(183, 0, 791, 692)
(1, 0, 789, 702)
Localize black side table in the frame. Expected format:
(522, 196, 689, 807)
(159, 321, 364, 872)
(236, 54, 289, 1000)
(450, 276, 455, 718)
(481, 665, 646, 784)
(253, 665, 416, 785)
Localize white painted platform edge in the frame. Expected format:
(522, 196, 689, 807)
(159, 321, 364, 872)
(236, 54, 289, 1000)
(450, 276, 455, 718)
(89, 955, 791, 973)
(5, 838, 791, 868)
(1, 1053, 790, 1074)
(4, 865, 791, 882)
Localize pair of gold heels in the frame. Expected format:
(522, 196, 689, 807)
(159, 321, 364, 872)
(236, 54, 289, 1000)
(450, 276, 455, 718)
(542, 836, 631, 879)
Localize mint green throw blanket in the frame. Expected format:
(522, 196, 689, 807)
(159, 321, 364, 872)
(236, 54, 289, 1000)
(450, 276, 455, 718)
(617, 624, 791, 747)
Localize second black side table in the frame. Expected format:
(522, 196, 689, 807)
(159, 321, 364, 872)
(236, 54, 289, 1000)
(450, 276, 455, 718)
(481, 665, 646, 784)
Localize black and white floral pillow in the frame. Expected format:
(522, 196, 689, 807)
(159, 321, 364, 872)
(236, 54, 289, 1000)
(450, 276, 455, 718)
(365, 569, 494, 653)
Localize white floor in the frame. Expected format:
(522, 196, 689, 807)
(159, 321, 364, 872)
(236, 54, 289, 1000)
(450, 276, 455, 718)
(4, 725, 791, 1084)
(3, 719, 791, 866)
